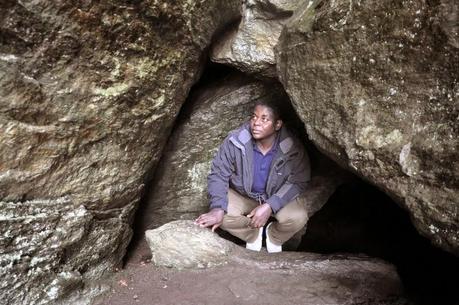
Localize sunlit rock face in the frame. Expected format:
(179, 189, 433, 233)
(276, 0, 458, 255)
(211, 0, 303, 77)
(0, 0, 240, 304)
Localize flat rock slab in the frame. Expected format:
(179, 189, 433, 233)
(140, 220, 406, 304)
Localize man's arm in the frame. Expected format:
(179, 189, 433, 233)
(265, 144, 311, 213)
(195, 136, 235, 230)
(207, 136, 235, 212)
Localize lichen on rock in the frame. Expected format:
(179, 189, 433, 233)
(276, 0, 459, 255)
(0, 0, 241, 303)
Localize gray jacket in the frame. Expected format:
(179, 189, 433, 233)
(208, 122, 311, 213)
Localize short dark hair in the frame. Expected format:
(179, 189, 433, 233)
(254, 99, 283, 122)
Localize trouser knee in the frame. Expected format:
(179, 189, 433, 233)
(221, 214, 250, 230)
(277, 210, 308, 231)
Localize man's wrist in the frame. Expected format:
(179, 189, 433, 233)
(211, 208, 225, 214)
(262, 202, 273, 214)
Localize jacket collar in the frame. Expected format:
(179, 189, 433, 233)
(235, 122, 296, 155)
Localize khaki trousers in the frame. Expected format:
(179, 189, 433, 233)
(220, 189, 308, 245)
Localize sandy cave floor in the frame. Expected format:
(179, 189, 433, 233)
(93, 237, 406, 305)
(93, 239, 317, 305)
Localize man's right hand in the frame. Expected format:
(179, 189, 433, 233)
(194, 208, 225, 232)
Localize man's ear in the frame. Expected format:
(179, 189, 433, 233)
(275, 120, 283, 131)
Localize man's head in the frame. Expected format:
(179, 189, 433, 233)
(250, 100, 283, 142)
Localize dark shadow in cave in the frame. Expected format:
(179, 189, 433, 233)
(299, 180, 459, 305)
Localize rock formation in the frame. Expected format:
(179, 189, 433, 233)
(211, 0, 303, 77)
(1, 0, 457, 303)
(146, 220, 235, 269)
(145, 220, 406, 304)
(0, 1, 240, 304)
(276, 0, 459, 255)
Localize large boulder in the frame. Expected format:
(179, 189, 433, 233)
(144, 220, 405, 304)
(146, 220, 236, 269)
(0, 0, 240, 304)
(211, 0, 303, 77)
(276, 0, 458, 255)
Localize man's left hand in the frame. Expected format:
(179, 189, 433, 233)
(247, 203, 272, 228)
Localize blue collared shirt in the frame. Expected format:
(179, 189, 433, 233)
(251, 140, 278, 196)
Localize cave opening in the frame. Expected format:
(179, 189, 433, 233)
(126, 61, 458, 305)
(300, 180, 459, 305)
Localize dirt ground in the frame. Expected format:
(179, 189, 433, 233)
(94, 239, 310, 305)
(93, 237, 406, 305)
(94, 257, 327, 305)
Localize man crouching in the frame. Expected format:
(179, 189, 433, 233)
(195, 100, 310, 253)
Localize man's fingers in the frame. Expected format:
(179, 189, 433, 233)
(250, 217, 259, 228)
(194, 217, 206, 225)
(250, 216, 266, 229)
(199, 215, 212, 222)
(211, 223, 221, 232)
(198, 221, 211, 228)
(195, 216, 209, 225)
(195, 213, 208, 223)
(196, 216, 218, 228)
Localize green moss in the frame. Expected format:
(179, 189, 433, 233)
(134, 58, 159, 79)
(93, 83, 130, 97)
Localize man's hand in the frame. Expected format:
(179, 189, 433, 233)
(194, 208, 225, 232)
(247, 203, 272, 228)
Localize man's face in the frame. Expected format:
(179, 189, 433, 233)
(250, 105, 282, 141)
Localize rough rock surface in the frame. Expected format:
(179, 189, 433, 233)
(0, 1, 240, 304)
(146, 220, 235, 269)
(211, 0, 303, 77)
(276, 0, 459, 255)
(142, 220, 405, 305)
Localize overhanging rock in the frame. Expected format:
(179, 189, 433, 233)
(276, 0, 459, 256)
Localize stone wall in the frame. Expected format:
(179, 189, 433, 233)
(0, 1, 240, 304)
(276, 0, 458, 255)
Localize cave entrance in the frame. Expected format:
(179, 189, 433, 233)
(125, 60, 326, 260)
(125, 62, 458, 305)
(300, 180, 459, 305)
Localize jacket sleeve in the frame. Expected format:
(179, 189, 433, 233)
(266, 144, 311, 213)
(207, 136, 235, 212)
